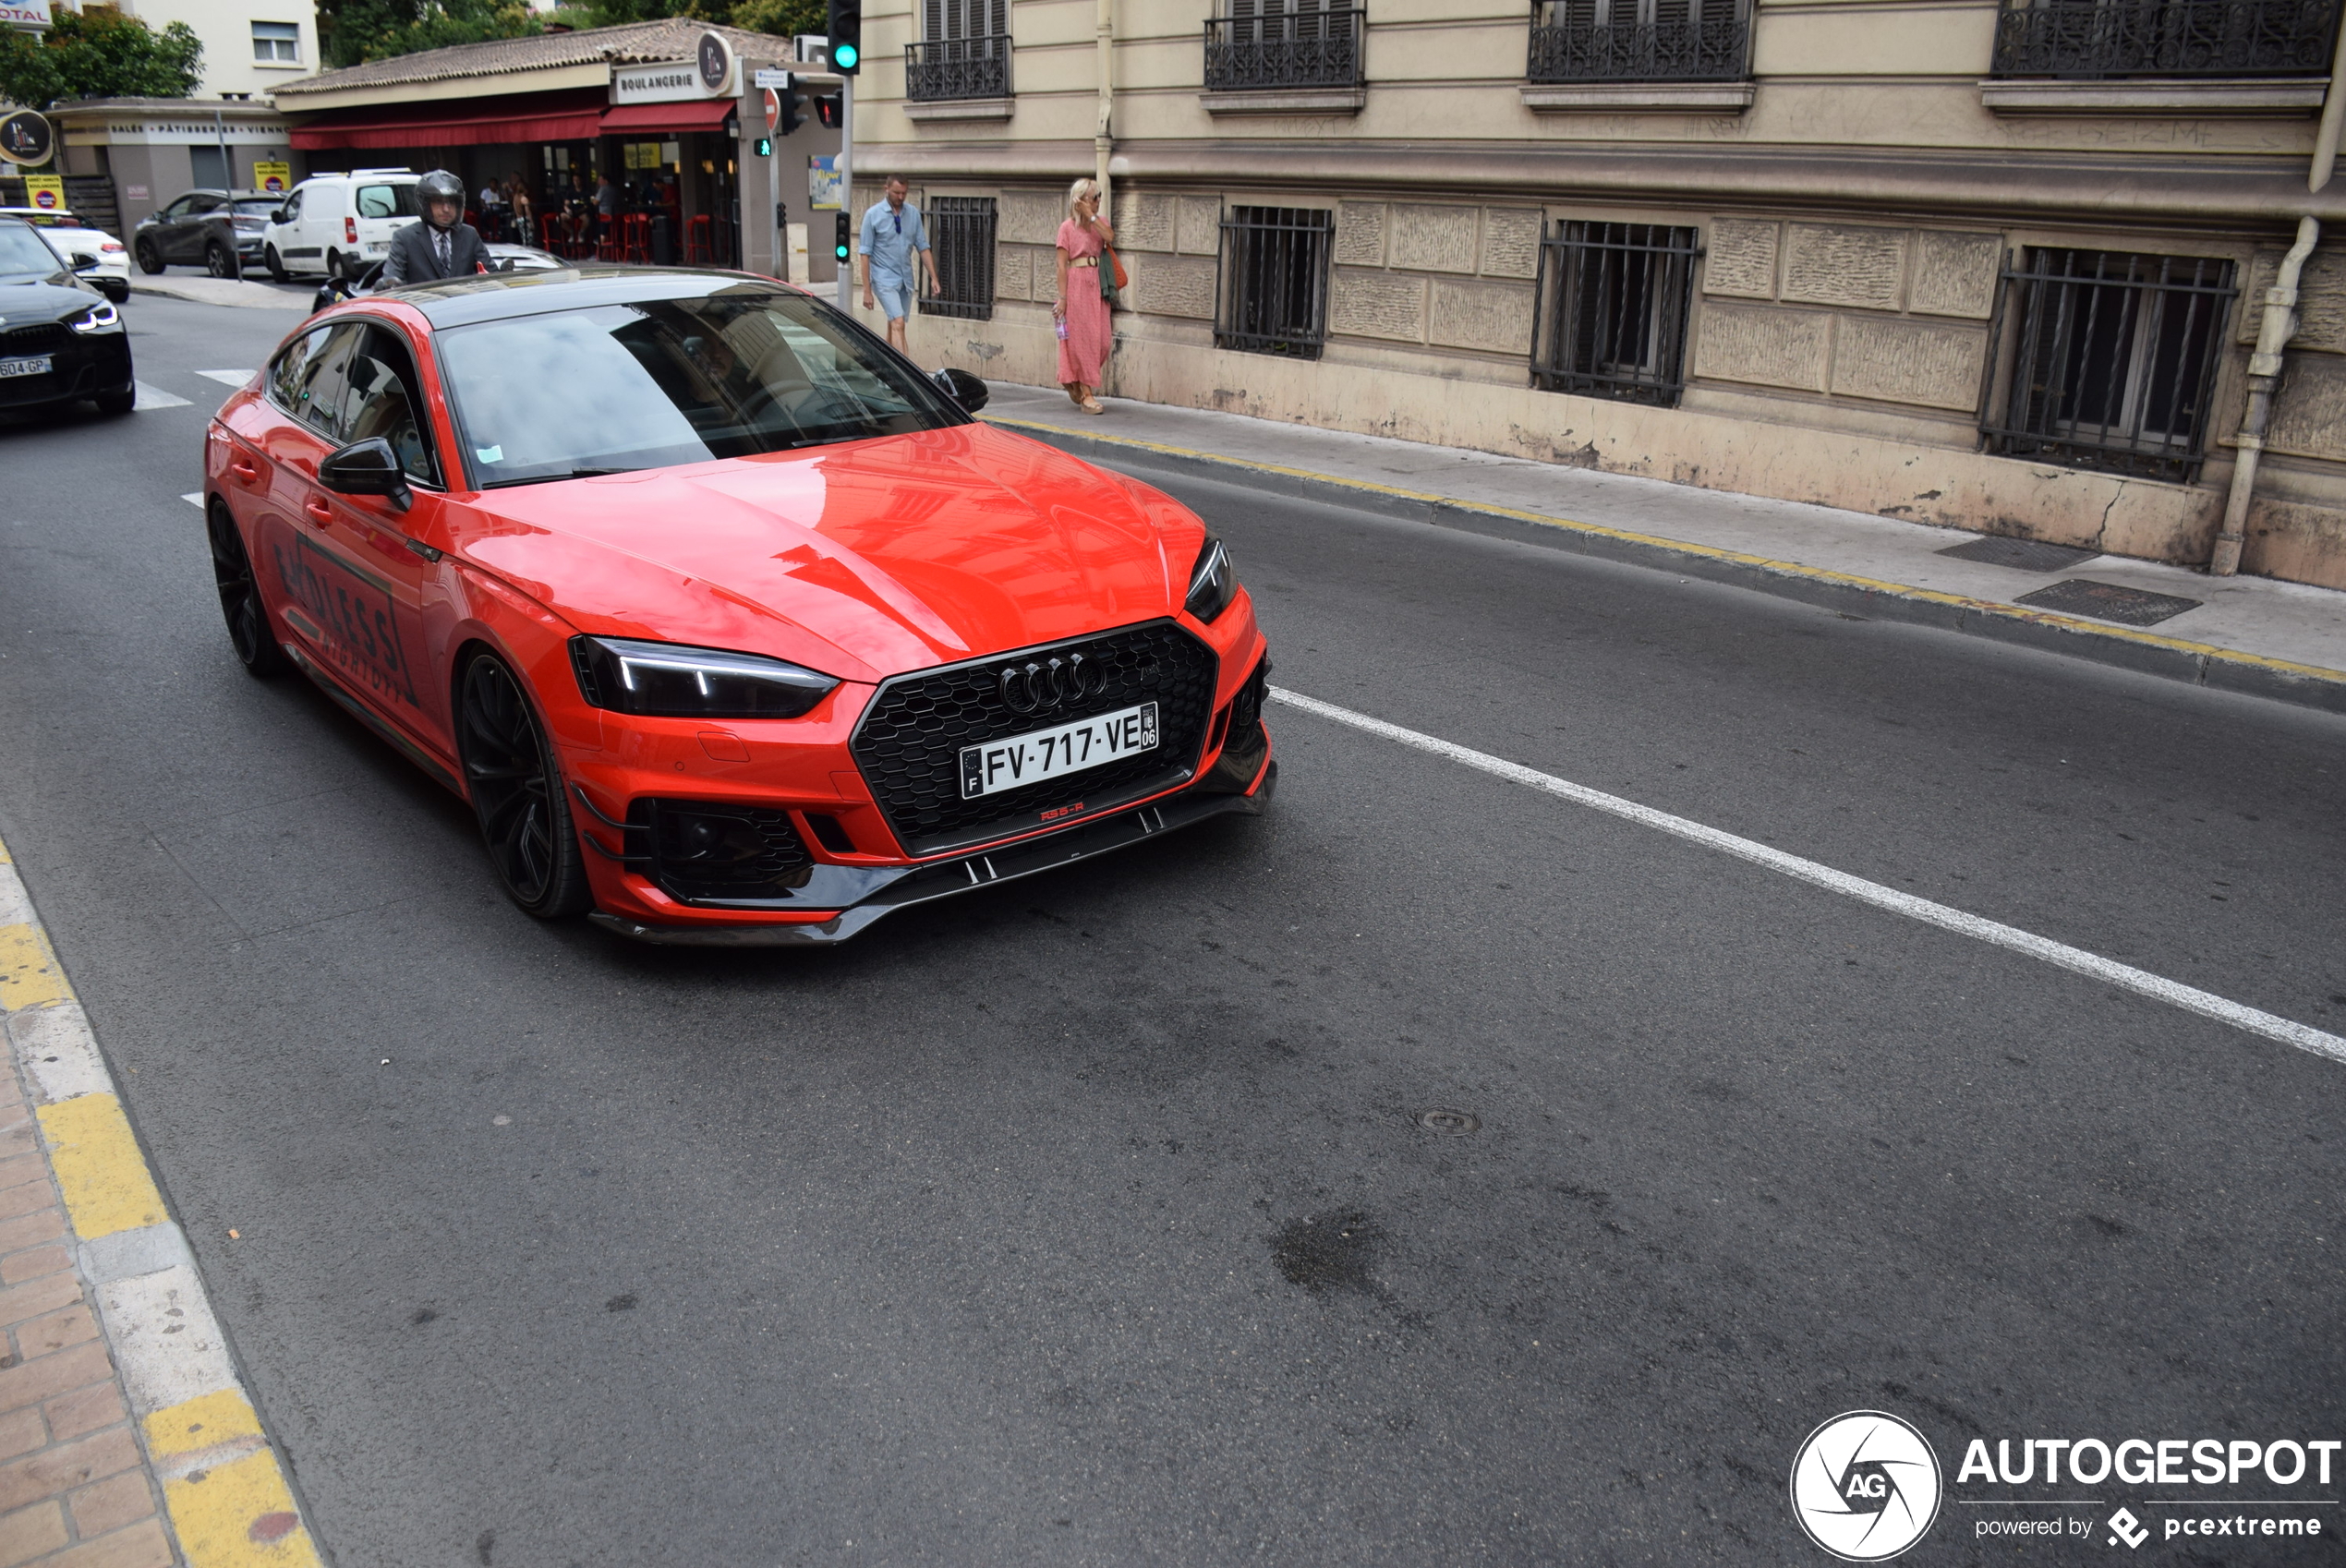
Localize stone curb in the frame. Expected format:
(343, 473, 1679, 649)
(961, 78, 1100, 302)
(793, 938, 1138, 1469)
(987, 416, 2346, 719)
(125, 279, 308, 312)
(0, 841, 323, 1568)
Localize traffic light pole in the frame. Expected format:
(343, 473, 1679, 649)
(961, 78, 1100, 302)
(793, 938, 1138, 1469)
(835, 74, 853, 312)
(767, 100, 780, 283)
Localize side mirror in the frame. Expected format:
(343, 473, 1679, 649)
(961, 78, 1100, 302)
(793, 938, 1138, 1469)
(320, 437, 413, 513)
(931, 366, 988, 413)
(272, 208, 287, 223)
(69, 253, 99, 271)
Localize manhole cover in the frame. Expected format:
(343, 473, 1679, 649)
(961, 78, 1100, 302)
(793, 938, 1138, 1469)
(1418, 1108, 1480, 1135)
(1936, 536, 2100, 573)
(2014, 578, 2203, 627)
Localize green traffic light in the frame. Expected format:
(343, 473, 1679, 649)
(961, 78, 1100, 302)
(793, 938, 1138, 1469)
(834, 246, 850, 260)
(755, 137, 771, 156)
(832, 42, 857, 69)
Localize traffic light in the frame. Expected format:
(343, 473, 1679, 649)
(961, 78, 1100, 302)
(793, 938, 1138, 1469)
(754, 137, 771, 157)
(777, 71, 808, 135)
(826, 0, 861, 72)
(813, 92, 843, 130)
(834, 211, 850, 264)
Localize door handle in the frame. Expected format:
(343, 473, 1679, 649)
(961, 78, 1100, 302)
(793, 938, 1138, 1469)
(303, 498, 334, 527)
(229, 459, 260, 485)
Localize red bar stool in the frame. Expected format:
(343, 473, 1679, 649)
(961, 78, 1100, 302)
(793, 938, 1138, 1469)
(621, 212, 650, 264)
(539, 213, 571, 259)
(683, 214, 712, 266)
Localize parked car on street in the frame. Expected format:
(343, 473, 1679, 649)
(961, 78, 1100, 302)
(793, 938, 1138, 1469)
(0, 209, 131, 302)
(200, 267, 1273, 943)
(133, 190, 279, 277)
(260, 170, 422, 282)
(0, 215, 133, 418)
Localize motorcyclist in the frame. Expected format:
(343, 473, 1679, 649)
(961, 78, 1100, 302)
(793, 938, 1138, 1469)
(381, 169, 487, 285)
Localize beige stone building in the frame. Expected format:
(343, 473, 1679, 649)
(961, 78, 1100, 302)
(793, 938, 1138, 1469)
(850, 0, 2346, 589)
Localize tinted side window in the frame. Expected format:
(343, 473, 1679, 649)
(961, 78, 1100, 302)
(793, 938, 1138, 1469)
(187, 195, 225, 216)
(271, 323, 360, 442)
(337, 324, 440, 486)
(159, 198, 193, 221)
(268, 327, 331, 415)
(279, 190, 302, 222)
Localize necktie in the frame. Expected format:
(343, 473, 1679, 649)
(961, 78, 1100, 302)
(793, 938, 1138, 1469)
(433, 229, 449, 272)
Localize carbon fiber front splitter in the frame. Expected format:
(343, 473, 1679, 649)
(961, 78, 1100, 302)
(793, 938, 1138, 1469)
(586, 757, 1276, 947)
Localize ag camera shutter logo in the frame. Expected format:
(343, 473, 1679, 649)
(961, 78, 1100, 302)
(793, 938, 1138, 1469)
(1791, 1411, 1943, 1561)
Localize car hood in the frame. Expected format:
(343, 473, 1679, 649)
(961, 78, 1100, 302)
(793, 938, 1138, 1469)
(0, 278, 94, 318)
(447, 422, 1195, 685)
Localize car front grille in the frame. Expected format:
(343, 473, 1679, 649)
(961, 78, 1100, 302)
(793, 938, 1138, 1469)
(851, 621, 1219, 855)
(1, 324, 70, 354)
(627, 797, 815, 906)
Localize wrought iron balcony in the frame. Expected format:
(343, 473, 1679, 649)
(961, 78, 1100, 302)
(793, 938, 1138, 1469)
(1203, 8, 1365, 92)
(1527, 0, 1752, 83)
(1989, 0, 2339, 78)
(905, 34, 1013, 102)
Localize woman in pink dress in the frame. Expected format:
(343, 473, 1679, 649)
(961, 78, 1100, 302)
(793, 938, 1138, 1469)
(1053, 178, 1116, 415)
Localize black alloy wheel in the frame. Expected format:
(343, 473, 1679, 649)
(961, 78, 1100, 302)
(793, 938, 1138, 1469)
(133, 237, 163, 275)
(204, 240, 236, 278)
(206, 502, 287, 676)
(459, 654, 590, 919)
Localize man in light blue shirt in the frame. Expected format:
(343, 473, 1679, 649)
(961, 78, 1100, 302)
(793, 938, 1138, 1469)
(857, 175, 941, 356)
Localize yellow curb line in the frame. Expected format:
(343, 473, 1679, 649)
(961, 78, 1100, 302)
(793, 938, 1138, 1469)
(0, 834, 323, 1568)
(984, 415, 2346, 693)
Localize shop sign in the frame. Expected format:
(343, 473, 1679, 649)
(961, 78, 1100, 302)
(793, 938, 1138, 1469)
(0, 109, 54, 166)
(253, 161, 291, 193)
(22, 175, 63, 211)
(0, 1, 49, 30)
(613, 61, 731, 103)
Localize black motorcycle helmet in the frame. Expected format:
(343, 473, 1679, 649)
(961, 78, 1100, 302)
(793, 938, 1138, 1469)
(417, 170, 465, 230)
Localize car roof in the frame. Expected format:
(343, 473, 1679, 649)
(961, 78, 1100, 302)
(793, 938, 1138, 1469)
(380, 266, 806, 330)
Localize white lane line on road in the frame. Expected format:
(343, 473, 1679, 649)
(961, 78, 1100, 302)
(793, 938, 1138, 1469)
(132, 381, 190, 410)
(194, 368, 255, 387)
(180, 492, 203, 508)
(1269, 685, 2346, 1066)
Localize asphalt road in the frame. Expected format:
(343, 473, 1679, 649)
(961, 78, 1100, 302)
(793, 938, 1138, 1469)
(2, 294, 2341, 1567)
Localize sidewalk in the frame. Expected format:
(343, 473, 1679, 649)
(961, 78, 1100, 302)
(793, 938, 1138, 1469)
(0, 841, 320, 1568)
(124, 278, 306, 312)
(983, 384, 2346, 716)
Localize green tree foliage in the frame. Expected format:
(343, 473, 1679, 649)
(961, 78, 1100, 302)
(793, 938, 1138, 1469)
(560, 0, 823, 38)
(317, 0, 542, 69)
(0, 6, 203, 110)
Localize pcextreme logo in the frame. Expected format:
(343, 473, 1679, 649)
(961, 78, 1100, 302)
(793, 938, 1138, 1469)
(1791, 1411, 1945, 1561)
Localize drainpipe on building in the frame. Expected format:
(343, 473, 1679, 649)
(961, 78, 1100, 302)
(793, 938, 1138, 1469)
(2209, 28, 2345, 575)
(1094, 0, 1114, 206)
(2210, 215, 2316, 576)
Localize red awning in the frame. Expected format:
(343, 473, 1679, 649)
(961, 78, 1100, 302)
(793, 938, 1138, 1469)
(290, 90, 610, 151)
(599, 98, 733, 135)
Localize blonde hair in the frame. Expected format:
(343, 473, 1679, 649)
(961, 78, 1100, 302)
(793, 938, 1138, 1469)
(1068, 177, 1102, 219)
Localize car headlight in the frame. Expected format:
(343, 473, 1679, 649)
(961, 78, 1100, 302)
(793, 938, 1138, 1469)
(68, 302, 120, 334)
(1184, 535, 1238, 623)
(569, 635, 839, 719)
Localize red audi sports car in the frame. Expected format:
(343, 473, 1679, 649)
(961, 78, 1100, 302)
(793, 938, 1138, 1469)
(202, 267, 1273, 944)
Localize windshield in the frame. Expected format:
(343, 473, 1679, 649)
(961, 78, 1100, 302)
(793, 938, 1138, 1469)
(438, 288, 967, 488)
(0, 223, 59, 277)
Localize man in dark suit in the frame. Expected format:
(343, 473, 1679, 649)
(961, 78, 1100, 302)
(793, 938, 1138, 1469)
(382, 169, 488, 285)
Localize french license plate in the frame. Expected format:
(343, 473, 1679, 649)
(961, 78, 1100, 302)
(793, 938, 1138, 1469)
(0, 356, 50, 380)
(960, 702, 1157, 800)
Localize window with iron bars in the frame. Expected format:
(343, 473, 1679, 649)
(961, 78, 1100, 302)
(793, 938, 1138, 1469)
(918, 197, 997, 321)
(1215, 206, 1334, 358)
(1530, 222, 1700, 406)
(909, 0, 1012, 101)
(1979, 248, 2236, 484)
(1528, 0, 1751, 82)
(1989, 0, 2339, 78)
(1204, 0, 1365, 91)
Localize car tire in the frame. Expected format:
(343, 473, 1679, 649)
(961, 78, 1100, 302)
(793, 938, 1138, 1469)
(133, 238, 163, 275)
(93, 383, 135, 416)
(204, 240, 236, 279)
(264, 245, 288, 283)
(206, 501, 288, 678)
(326, 248, 345, 282)
(458, 652, 592, 920)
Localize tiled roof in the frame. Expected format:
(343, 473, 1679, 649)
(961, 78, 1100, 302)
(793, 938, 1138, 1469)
(272, 18, 780, 99)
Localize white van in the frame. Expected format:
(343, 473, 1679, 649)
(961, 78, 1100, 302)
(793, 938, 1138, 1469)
(260, 170, 422, 282)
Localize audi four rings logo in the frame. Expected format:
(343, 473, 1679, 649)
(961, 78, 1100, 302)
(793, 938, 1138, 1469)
(998, 654, 1106, 715)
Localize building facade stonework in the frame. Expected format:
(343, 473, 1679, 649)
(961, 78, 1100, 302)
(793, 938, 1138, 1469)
(853, 0, 2346, 589)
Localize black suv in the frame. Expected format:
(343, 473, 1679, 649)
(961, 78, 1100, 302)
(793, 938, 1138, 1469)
(133, 189, 277, 277)
(0, 216, 134, 416)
